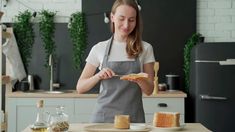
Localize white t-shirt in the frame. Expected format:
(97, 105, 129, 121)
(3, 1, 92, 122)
(86, 39, 155, 71)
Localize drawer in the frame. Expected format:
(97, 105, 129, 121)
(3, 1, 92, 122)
(74, 114, 91, 123)
(75, 98, 97, 114)
(143, 98, 184, 114)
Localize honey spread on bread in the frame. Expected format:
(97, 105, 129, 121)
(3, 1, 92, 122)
(153, 112, 180, 127)
(120, 73, 148, 80)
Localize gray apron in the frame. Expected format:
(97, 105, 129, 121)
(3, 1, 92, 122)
(91, 37, 145, 123)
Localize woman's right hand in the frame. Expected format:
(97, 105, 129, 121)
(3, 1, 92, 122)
(97, 67, 115, 80)
(77, 64, 115, 93)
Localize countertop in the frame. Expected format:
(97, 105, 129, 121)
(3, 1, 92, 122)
(22, 123, 211, 132)
(6, 90, 187, 98)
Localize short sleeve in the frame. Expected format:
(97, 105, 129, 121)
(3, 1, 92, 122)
(85, 46, 100, 67)
(142, 43, 155, 64)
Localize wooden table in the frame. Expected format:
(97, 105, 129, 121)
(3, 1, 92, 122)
(22, 123, 211, 132)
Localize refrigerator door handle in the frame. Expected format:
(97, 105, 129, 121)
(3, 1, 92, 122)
(195, 59, 235, 65)
(200, 94, 227, 100)
(195, 60, 220, 63)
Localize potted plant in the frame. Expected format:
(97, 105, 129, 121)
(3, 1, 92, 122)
(13, 10, 35, 71)
(183, 33, 203, 93)
(39, 10, 56, 68)
(68, 12, 87, 70)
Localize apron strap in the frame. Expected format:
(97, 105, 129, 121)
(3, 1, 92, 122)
(102, 36, 139, 68)
(102, 36, 114, 69)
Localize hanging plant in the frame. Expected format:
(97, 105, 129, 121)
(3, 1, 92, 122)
(183, 33, 203, 93)
(13, 10, 35, 71)
(39, 10, 56, 68)
(68, 12, 87, 70)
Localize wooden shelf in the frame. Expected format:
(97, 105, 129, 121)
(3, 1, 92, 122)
(2, 75, 10, 85)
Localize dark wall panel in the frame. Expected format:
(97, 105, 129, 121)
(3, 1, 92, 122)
(27, 24, 81, 91)
(83, 0, 196, 88)
(83, 1, 196, 123)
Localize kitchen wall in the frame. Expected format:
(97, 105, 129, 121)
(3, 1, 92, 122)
(1, 0, 84, 92)
(1, 2, 233, 89)
(0, 0, 82, 23)
(2, 0, 235, 42)
(197, 0, 235, 42)
(1, 0, 196, 91)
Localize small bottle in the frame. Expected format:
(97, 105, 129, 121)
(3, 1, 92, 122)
(30, 100, 48, 132)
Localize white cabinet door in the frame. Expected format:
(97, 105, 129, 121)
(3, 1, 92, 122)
(74, 98, 97, 123)
(7, 98, 74, 132)
(143, 98, 185, 124)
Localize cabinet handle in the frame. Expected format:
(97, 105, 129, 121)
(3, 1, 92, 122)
(158, 103, 168, 107)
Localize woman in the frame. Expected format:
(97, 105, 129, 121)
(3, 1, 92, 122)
(76, 0, 155, 123)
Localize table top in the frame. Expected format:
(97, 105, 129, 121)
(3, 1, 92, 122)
(22, 123, 211, 132)
(7, 90, 187, 98)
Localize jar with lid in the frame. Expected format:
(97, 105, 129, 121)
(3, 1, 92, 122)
(47, 106, 69, 132)
(158, 83, 167, 91)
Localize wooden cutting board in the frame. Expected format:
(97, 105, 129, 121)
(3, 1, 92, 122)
(83, 124, 151, 132)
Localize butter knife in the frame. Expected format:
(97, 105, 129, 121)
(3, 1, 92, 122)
(113, 75, 125, 77)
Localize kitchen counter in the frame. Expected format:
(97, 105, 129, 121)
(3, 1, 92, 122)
(22, 123, 211, 132)
(6, 90, 187, 98)
(7, 90, 187, 131)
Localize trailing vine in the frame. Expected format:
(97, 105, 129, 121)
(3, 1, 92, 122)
(68, 12, 87, 70)
(13, 10, 35, 71)
(183, 33, 202, 93)
(39, 10, 56, 68)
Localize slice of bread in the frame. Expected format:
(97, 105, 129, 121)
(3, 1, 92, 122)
(114, 115, 130, 129)
(120, 73, 148, 80)
(153, 112, 180, 127)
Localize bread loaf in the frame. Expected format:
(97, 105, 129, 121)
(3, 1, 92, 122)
(153, 112, 180, 127)
(120, 73, 148, 80)
(114, 115, 130, 129)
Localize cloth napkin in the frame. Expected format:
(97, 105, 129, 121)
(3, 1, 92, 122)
(2, 28, 26, 86)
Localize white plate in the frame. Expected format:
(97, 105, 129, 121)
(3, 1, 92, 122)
(155, 124, 186, 131)
(130, 123, 147, 130)
(83, 123, 151, 132)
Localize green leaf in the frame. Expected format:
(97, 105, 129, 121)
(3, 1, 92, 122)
(39, 10, 56, 69)
(13, 10, 35, 72)
(183, 33, 202, 93)
(68, 12, 88, 70)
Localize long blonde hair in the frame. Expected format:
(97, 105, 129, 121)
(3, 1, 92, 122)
(110, 0, 143, 58)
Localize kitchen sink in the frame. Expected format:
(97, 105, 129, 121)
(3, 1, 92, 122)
(24, 90, 76, 94)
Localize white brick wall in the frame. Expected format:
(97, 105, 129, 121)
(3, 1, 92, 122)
(1, 0, 235, 42)
(0, 0, 82, 23)
(197, 0, 235, 42)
